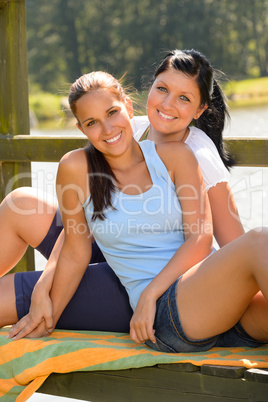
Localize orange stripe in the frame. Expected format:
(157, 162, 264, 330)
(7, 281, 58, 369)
(0, 334, 134, 365)
(14, 347, 268, 387)
(16, 375, 49, 402)
(15, 346, 166, 383)
(0, 338, 57, 364)
(92, 340, 140, 348)
(0, 377, 22, 397)
(50, 331, 120, 340)
(212, 347, 247, 354)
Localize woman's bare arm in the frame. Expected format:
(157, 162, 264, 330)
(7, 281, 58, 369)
(208, 182, 244, 247)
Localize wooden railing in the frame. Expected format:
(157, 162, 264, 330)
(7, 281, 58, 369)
(0, 0, 33, 272)
(1, 135, 268, 166)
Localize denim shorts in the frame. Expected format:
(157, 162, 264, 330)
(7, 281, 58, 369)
(146, 278, 266, 353)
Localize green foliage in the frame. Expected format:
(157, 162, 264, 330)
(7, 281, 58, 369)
(29, 92, 63, 121)
(225, 77, 268, 96)
(25, 0, 268, 94)
(225, 77, 268, 108)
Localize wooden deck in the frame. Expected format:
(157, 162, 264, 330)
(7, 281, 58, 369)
(38, 363, 268, 401)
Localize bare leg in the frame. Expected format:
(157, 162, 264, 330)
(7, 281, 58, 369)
(0, 274, 18, 327)
(0, 187, 57, 276)
(240, 291, 268, 341)
(177, 228, 268, 342)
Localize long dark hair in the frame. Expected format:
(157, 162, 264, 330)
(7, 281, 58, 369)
(152, 49, 234, 169)
(68, 71, 130, 220)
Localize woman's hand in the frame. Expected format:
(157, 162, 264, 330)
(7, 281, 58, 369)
(8, 286, 54, 340)
(130, 291, 157, 345)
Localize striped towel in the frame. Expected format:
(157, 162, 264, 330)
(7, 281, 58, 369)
(0, 327, 267, 401)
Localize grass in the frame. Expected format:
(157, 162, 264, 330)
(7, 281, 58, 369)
(224, 76, 268, 108)
(29, 92, 65, 125)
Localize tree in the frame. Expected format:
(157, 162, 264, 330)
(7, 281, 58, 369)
(25, 0, 268, 93)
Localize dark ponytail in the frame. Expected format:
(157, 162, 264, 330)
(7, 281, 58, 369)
(152, 49, 235, 170)
(68, 71, 130, 220)
(84, 144, 117, 221)
(194, 80, 235, 169)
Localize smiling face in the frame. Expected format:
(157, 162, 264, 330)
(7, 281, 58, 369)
(146, 69, 207, 142)
(76, 89, 134, 159)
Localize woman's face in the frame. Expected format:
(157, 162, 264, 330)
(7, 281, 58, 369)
(147, 69, 206, 139)
(76, 89, 133, 159)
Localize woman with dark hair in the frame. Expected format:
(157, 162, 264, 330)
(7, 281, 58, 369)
(134, 49, 243, 247)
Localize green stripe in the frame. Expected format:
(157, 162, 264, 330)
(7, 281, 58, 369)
(0, 385, 27, 401)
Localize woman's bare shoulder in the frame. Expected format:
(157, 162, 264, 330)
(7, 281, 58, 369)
(57, 148, 88, 182)
(156, 141, 198, 170)
(58, 148, 88, 173)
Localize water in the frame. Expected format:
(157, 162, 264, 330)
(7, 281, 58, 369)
(224, 105, 268, 138)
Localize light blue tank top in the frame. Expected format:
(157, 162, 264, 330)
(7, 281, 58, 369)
(83, 140, 185, 310)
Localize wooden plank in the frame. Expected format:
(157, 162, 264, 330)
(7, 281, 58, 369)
(244, 368, 268, 383)
(0, 0, 30, 135)
(0, 0, 34, 273)
(38, 366, 268, 402)
(225, 137, 268, 167)
(158, 362, 199, 372)
(0, 136, 268, 166)
(201, 364, 245, 379)
(0, 135, 88, 162)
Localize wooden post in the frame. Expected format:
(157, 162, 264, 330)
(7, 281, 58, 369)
(0, 0, 34, 272)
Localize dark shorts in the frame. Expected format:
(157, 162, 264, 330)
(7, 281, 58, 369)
(15, 262, 133, 332)
(36, 207, 106, 263)
(146, 278, 266, 353)
(35, 208, 63, 259)
(15, 208, 132, 332)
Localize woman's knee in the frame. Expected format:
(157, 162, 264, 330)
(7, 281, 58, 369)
(245, 227, 268, 252)
(2, 187, 57, 217)
(241, 228, 268, 273)
(0, 187, 57, 247)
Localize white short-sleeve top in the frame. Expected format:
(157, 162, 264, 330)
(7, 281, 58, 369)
(132, 115, 230, 191)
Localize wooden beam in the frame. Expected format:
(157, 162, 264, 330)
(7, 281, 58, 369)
(0, 135, 88, 162)
(38, 365, 268, 402)
(225, 138, 268, 167)
(0, 0, 34, 272)
(0, 136, 268, 166)
(0, 0, 30, 135)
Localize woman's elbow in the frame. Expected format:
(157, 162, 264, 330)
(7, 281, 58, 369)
(194, 221, 213, 255)
(205, 233, 214, 253)
(199, 231, 213, 256)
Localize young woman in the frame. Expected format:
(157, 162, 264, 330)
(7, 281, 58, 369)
(1, 49, 243, 337)
(134, 49, 244, 247)
(5, 71, 268, 353)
